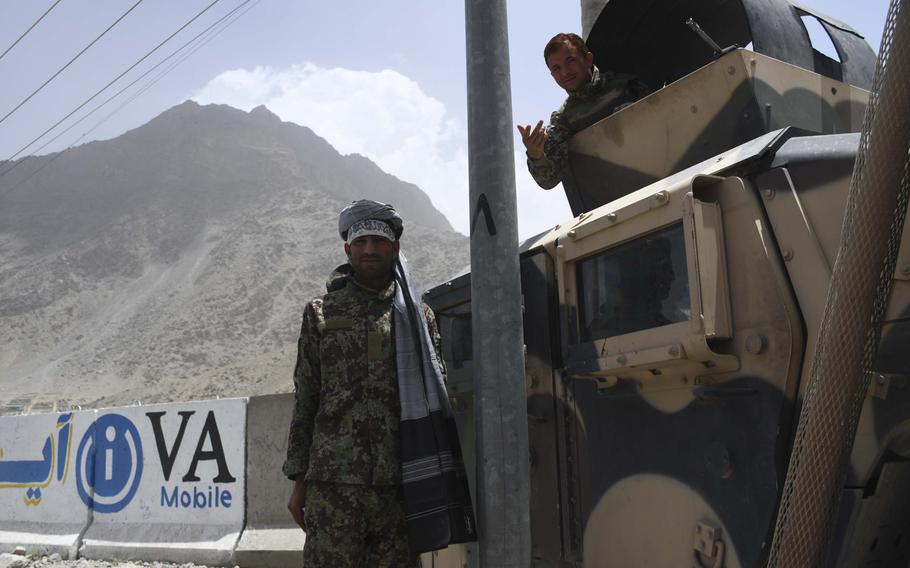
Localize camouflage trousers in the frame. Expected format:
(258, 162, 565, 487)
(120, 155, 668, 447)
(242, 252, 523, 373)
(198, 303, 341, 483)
(303, 481, 419, 567)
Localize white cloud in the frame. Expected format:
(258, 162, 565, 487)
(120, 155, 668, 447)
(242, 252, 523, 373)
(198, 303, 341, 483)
(514, 149, 573, 239)
(191, 63, 571, 238)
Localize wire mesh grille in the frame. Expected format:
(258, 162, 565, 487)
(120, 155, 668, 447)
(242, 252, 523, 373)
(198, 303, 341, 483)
(767, 0, 910, 566)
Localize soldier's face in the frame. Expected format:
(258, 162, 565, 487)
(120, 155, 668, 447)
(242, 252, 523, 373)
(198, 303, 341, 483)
(345, 235, 399, 284)
(547, 42, 594, 93)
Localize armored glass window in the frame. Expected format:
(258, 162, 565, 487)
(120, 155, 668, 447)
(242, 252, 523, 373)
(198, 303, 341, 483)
(577, 223, 691, 341)
(440, 312, 472, 369)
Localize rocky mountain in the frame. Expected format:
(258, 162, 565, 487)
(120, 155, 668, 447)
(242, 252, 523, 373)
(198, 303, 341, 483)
(0, 101, 468, 413)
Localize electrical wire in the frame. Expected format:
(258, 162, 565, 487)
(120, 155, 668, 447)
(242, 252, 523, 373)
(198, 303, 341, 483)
(0, 0, 223, 175)
(124, 0, 260, 105)
(0, 3, 237, 184)
(0, 0, 144, 127)
(0, 0, 258, 198)
(0, 0, 66, 63)
(108, 0, 259, 112)
(0, 0, 241, 181)
(20, 0, 253, 163)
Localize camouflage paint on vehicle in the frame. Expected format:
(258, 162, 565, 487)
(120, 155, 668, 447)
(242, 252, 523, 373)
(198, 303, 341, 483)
(428, 1, 909, 564)
(429, 127, 910, 566)
(563, 48, 869, 216)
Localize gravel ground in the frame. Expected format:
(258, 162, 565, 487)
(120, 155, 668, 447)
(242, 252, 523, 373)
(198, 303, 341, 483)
(0, 554, 219, 568)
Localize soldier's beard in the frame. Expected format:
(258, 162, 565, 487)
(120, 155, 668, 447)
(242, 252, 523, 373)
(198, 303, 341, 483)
(350, 260, 396, 291)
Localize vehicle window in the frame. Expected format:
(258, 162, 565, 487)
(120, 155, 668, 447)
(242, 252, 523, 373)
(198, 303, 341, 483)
(441, 312, 472, 369)
(577, 223, 691, 341)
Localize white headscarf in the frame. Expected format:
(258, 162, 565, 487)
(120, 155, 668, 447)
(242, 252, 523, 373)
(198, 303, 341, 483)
(337, 199, 403, 241)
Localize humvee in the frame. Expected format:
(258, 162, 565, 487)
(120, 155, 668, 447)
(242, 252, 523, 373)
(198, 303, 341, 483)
(425, 0, 910, 566)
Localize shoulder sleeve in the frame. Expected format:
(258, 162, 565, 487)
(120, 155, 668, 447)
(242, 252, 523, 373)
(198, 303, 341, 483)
(282, 299, 322, 480)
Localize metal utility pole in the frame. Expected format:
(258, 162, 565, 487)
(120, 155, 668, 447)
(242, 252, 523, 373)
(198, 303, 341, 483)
(464, 0, 531, 566)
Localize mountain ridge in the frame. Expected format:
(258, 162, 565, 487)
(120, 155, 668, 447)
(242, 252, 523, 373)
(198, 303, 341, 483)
(0, 101, 467, 413)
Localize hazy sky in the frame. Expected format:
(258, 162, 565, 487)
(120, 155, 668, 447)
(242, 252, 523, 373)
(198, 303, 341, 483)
(0, 1, 890, 237)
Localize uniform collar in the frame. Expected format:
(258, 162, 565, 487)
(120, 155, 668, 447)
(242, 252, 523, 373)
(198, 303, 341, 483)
(349, 274, 396, 301)
(567, 65, 602, 102)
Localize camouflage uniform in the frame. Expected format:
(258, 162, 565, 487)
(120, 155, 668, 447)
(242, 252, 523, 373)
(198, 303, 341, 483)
(283, 265, 441, 566)
(527, 66, 651, 189)
(302, 482, 412, 567)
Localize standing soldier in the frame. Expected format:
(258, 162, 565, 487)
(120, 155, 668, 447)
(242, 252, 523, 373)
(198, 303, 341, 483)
(517, 32, 650, 190)
(284, 200, 476, 566)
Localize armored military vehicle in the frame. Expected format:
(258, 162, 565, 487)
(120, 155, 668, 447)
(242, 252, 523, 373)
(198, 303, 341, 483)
(425, 0, 910, 566)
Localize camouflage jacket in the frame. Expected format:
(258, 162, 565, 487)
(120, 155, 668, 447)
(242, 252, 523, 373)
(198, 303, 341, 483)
(527, 66, 651, 189)
(283, 264, 444, 486)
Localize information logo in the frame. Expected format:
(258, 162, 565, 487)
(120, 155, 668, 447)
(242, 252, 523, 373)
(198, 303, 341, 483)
(76, 414, 143, 513)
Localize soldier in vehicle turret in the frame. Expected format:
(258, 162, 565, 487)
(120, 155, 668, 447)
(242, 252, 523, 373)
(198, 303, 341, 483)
(517, 32, 650, 190)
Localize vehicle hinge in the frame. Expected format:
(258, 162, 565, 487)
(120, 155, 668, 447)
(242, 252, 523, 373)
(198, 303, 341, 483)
(693, 521, 725, 568)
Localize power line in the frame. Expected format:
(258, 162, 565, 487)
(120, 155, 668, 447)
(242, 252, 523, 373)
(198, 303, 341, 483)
(0, 0, 66, 63)
(0, 0, 258, 198)
(0, 0, 240, 180)
(0, 0, 144, 127)
(108, 0, 259, 113)
(128, 0, 260, 102)
(21, 0, 253, 163)
(0, 0, 223, 174)
(0, 2, 240, 184)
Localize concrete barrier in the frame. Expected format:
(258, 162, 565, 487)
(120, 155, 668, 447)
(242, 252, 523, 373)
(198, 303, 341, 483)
(1, 394, 465, 565)
(78, 399, 246, 566)
(0, 410, 95, 558)
(234, 393, 305, 567)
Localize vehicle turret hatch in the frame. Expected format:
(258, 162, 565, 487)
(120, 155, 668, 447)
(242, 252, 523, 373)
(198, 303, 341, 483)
(583, 0, 875, 91)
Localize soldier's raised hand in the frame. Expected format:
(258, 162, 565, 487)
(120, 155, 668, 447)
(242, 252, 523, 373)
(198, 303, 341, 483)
(517, 120, 547, 160)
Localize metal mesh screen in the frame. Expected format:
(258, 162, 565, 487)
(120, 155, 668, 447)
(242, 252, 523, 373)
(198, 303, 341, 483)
(767, 0, 910, 566)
